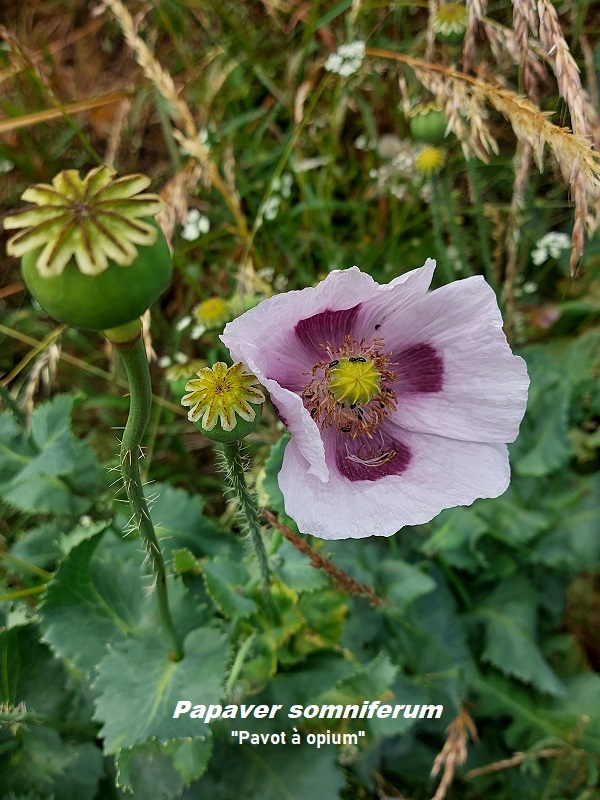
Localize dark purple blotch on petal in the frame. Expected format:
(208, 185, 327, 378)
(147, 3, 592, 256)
(392, 343, 443, 394)
(335, 432, 411, 482)
(271, 400, 289, 428)
(294, 305, 361, 357)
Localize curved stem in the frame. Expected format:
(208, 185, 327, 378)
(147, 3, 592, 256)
(113, 332, 184, 661)
(221, 440, 270, 589)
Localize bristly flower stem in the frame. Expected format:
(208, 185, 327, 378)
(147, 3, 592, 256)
(109, 325, 184, 661)
(220, 440, 270, 589)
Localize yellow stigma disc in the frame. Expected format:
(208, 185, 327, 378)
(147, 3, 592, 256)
(328, 358, 381, 406)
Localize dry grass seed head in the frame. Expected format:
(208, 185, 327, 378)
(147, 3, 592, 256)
(413, 66, 498, 160)
(430, 707, 478, 800)
(462, 0, 488, 73)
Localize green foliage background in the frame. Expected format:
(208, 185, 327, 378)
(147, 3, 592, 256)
(1, 1, 600, 798)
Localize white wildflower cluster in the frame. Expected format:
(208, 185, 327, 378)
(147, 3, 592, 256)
(0, 158, 14, 173)
(531, 232, 571, 265)
(262, 196, 281, 222)
(257, 266, 274, 282)
(354, 134, 377, 151)
(512, 275, 539, 299)
(273, 274, 289, 292)
(369, 136, 420, 199)
(181, 208, 210, 241)
(446, 245, 463, 272)
(176, 315, 192, 332)
(376, 134, 406, 159)
(324, 41, 366, 77)
(256, 266, 288, 292)
(158, 353, 188, 369)
(257, 173, 294, 225)
(272, 173, 293, 199)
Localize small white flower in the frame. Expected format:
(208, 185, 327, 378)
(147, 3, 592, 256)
(257, 266, 275, 282)
(324, 40, 366, 77)
(191, 324, 206, 340)
(531, 249, 545, 266)
(446, 244, 462, 271)
(281, 172, 294, 198)
(531, 231, 571, 265)
(523, 281, 538, 294)
(292, 155, 333, 173)
(273, 274, 289, 292)
(181, 208, 210, 241)
(377, 134, 405, 159)
(174, 351, 188, 364)
(0, 158, 14, 173)
(390, 185, 408, 200)
(158, 356, 172, 368)
(176, 315, 192, 332)
(356, 135, 377, 151)
(263, 196, 281, 221)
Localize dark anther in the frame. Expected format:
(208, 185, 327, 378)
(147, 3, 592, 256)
(375, 324, 381, 330)
(341, 426, 351, 433)
(350, 403, 357, 409)
(310, 408, 317, 418)
(329, 360, 339, 367)
(303, 392, 314, 399)
(379, 402, 385, 408)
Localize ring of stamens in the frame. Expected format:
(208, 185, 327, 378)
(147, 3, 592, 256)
(302, 335, 397, 439)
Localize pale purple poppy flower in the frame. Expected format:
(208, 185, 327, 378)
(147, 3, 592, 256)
(221, 260, 529, 539)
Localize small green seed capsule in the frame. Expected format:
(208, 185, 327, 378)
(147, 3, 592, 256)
(409, 103, 448, 145)
(193, 402, 264, 443)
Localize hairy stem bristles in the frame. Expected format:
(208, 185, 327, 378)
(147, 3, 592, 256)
(114, 336, 184, 661)
(218, 442, 270, 590)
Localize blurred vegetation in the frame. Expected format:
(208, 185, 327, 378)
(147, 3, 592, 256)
(1, 1, 600, 798)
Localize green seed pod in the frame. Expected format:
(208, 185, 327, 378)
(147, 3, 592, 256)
(194, 401, 263, 443)
(5, 166, 172, 330)
(409, 103, 448, 145)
